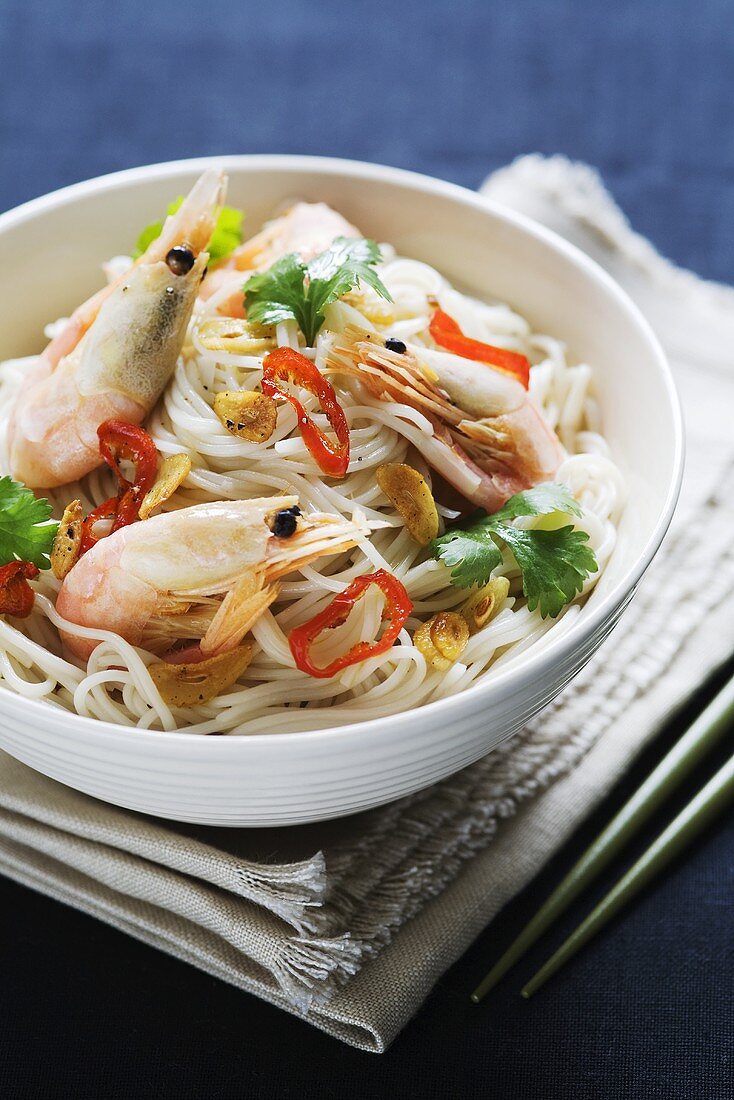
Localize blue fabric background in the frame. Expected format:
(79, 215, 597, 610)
(0, 2, 732, 1096)
(2, 0, 733, 283)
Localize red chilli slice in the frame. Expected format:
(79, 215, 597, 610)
(80, 420, 159, 554)
(288, 569, 413, 679)
(429, 306, 530, 389)
(0, 560, 40, 618)
(261, 347, 350, 477)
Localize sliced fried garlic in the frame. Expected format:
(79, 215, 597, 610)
(461, 576, 510, 634)
(376, 462, 439, 546)
(139, 453, 192, 521)
(213, 390, 278, 443)
(414, 611, 469, 670)
(51, 499, 83, 580)
(149, 642, 254, 707)
(198, 316, 276, 355)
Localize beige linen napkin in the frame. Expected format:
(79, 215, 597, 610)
(2, 157, 733, 1052)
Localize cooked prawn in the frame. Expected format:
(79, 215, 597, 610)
(9, 169, 227, 488)
(56, 497, 369, 661)
(200, 201, 360, 315)
(328, 327, 564, 512)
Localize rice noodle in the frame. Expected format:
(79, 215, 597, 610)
(0, 251, 625, 734)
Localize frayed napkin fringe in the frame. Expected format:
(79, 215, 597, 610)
(3, 158, 734, 1036)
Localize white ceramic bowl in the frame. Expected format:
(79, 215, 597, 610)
(0, 156, 683, 826)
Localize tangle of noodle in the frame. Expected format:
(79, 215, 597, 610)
(0, 246, 626, 735)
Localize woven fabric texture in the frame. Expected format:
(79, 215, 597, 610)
(1, 157, 733, 1051)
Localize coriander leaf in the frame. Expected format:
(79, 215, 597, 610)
(244, 253, 310, 331)
(243, 236, 393, 347)
(427, 481, 598, 617)
(487, 482, 583, 524)
(302, 237, 392, 345)
(0, 477, 58, 568)
(305, 236, 387, 294)
(132, 197, 243, 263)
(431, 513, 503, 588)
(494, 523, 598, 618)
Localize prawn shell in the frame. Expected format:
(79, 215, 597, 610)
(55, 496, 367, 662)
(119, 497, 298, 597)
(76, 256, 207, 407)
(8, 170, 225, 489)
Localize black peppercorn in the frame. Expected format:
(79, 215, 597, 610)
(165, 245, 196, 276)
(385, 338, 407, 354)
(271, 506, 301, 538)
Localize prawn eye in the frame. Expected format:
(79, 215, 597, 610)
(166, 245, 196, 276)
(271, 506, 301, 538)
(385, 338, 407, 354)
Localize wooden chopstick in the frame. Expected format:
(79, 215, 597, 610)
(521, 748, 734, 996)
(471, 672, 734, 1004)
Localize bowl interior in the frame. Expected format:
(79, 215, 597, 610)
(0, 156, 682, 724)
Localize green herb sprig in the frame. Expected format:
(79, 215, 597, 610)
(0, 477, 58, 568)
(133, 197, 244, 264)
(430, 483, 598, 618)
(244, 237, 393, 347)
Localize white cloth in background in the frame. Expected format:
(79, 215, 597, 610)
(1, 156, 732, 1051)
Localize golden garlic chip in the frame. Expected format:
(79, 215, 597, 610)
(461, 576, 510, 634)
(51, 499, 83, 580)
(414, 611, 469, 670)
(149, 643, 254, 708)
(376, 462, 439, 546)
(139, 453, 192, 521)
(213, 390, 278, 443)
